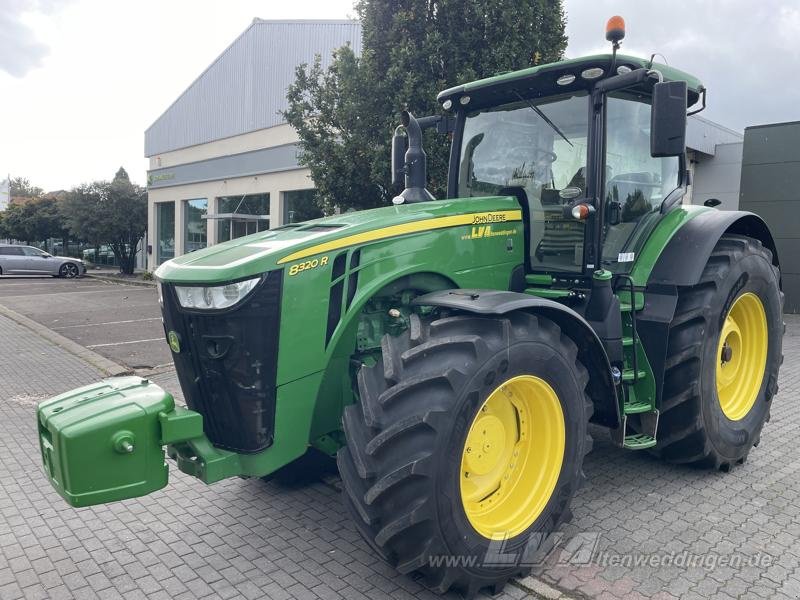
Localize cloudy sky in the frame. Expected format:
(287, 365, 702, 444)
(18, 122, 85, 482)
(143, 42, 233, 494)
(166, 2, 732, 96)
(2, 0, 799, 191)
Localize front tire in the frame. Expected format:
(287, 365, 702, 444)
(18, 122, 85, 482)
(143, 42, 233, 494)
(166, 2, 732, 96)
(654, 234, 783, 469)
(59, 262, 80, 278)
(338, 311, 593, 596)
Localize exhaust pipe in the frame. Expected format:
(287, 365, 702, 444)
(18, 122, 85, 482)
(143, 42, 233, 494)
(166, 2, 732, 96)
(392, 111, 434, 204)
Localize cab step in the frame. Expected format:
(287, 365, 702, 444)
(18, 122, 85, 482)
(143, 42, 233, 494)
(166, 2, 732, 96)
(611, 410, 660, 450)
(622, 369, 647, 382)
(623, 433, 657, 450)
(623, 399, 652, 414)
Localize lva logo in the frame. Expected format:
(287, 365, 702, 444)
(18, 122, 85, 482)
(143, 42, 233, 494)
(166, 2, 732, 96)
(470, 225, 494, 239)
(463, 225, 517, 240)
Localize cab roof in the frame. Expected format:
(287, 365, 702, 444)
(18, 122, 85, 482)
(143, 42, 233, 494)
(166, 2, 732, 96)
(438, 53, 704, 110)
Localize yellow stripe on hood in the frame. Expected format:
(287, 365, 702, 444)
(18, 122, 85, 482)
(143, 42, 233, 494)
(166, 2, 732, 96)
(277, 209, 523, 265)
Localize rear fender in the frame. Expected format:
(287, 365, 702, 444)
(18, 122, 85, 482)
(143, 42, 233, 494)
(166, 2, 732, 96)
(413, 289, 621, 428)
(641, 210, 779, 410)
(648, 210, 779, 287)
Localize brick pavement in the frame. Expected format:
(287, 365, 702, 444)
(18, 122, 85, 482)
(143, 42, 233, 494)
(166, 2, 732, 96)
(2, 311, 800, 599)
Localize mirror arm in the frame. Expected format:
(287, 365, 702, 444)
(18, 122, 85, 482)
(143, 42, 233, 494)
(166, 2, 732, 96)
(415, 115, 456, 134)
(659, 186, 687, 214)
(687, 86, 707, 116)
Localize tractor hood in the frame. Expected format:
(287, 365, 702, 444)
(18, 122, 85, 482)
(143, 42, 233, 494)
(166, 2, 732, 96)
(155, 196, 521, 284)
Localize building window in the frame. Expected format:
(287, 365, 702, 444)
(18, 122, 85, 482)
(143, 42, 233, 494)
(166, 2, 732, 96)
(184, 198, 208, 253)
(283, 189, 323, 224)
(156, 202, 175, 265)
(216, 193, 270, 243)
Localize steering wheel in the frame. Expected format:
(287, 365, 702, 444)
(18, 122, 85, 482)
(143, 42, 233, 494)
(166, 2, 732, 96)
(507, 145, 557, 164)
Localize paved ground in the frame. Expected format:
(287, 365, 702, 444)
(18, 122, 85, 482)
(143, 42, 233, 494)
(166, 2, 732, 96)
(0, 277, 169, 370)
(1, 306, 800, 599)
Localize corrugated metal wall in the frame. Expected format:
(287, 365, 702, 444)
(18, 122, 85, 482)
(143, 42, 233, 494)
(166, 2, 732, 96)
(145, 20, 362, 157)
(686, 115, 743, 156)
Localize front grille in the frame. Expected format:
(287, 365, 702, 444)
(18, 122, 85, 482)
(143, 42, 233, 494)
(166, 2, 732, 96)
(160, 271, 283, 453)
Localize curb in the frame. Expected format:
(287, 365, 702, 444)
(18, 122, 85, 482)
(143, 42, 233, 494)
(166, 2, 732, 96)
(85, 273, 157, 287)
(0, 304, 132, 377)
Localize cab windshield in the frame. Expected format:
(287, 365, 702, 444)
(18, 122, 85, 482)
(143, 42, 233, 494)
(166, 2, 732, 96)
(458, 92, 589, 273)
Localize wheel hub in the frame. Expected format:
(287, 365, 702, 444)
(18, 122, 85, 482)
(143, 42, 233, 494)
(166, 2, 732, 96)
(716, 292, 768, 421)
(459, 375, 565, 539)
(463, 414, 506, 476)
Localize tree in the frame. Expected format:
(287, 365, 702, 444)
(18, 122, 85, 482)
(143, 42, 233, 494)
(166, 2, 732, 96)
(10, 177, 43, 199)
(284, 0, 567, 212)
(61, 167, 147, 274)
(0, 197, 67, 249)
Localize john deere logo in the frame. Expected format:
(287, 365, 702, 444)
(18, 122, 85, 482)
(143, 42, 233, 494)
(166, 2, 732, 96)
(167, 331, 181, 354)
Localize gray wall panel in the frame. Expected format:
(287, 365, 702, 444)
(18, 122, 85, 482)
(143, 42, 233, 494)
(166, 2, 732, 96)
(740, 122, 800, 312)
(145, 20, 362, 156)
(771, 238, 800, 275)
(742, 122, 800, 165)
(780, 274, 800, 314)
(737, 200, 800, 239)
(147, 143, 301, 189)
(739, 163, 800, 202)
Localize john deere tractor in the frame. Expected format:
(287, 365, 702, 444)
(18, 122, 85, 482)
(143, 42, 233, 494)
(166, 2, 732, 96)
(38, 18, 782, 597)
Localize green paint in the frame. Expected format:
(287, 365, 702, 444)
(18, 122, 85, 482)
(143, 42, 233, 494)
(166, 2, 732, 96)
(167, 330, 181, 354)
(311, 431, 345, 457)
(525, 273, 553, 286)
(159, 407, 203, 445)
(622, 433, 657, 450)
(593, 269, 612, 281)
(620, 306, 656, 418)
(525, 287, 572, 299)
(628, 205, 711, 287)
(38, 377, 176, 507)
(155, 196, 521, 284)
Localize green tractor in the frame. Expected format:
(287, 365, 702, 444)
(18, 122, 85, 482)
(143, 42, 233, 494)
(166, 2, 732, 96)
(38, 18, 782, 597)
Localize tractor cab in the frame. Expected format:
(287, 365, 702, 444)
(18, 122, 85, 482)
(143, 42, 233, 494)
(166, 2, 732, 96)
(436, 48, 703, 283)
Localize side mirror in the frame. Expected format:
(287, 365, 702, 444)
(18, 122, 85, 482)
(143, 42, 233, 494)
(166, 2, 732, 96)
(391, 127, 408, 187)
(651, 80, 687, 157)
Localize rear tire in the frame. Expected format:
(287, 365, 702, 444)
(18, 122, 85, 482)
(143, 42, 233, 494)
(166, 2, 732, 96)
(338, 311, 593, 596)
(654, 234, 783, 470)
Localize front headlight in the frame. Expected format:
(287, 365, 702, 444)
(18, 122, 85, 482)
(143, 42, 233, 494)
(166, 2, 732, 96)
(174, 277, 260, 310)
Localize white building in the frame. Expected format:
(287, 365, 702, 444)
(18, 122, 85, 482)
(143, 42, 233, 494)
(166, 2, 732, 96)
(144, 19, 362, 271)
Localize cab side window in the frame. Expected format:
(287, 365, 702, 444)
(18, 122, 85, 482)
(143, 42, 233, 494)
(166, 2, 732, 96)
(603, 94, 680, 268)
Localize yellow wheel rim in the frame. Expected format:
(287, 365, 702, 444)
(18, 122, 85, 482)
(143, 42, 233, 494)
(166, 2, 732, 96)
(459, 375, 565, 539)
(716, 292, 768, 421)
